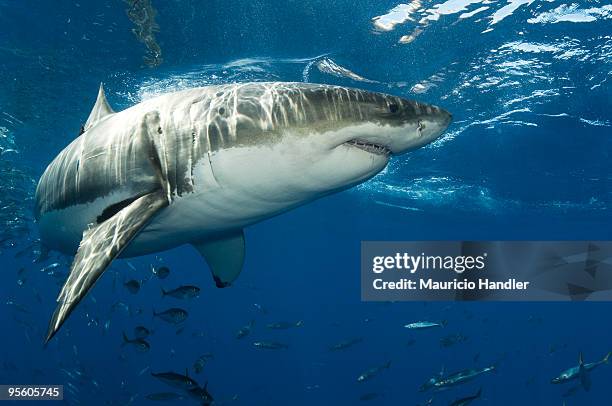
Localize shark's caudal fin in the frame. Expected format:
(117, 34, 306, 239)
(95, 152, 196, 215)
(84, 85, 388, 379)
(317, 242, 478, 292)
(45, 191, 168, 343)
(83, 83, 115, 132)
(192, 230, 245, 288)
(603, 352, 611, 364)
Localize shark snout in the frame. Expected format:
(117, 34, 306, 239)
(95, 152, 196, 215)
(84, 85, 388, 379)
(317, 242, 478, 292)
(431, 108, 452, 141)
(385, 103, 453, 154)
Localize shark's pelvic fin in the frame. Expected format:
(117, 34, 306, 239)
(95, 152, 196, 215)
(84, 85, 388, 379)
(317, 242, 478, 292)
(84, 83, 115, 132)
(45, 190, 168, 343)
(193, 230, 245, 288)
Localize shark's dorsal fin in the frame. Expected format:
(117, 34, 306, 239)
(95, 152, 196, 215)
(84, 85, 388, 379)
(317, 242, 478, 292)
(84, 83, 115, 132)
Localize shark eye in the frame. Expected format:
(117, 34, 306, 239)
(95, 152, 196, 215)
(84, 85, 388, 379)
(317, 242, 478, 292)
(388, 103, 399, 114)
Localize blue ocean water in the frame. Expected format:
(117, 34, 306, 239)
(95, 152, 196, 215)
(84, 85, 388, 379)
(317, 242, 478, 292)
(0, 0, 611, 405)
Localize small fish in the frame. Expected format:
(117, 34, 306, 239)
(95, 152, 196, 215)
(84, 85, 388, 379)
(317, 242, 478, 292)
(552, 352, 610, 390)
(134, 325, 151, 339)
(17, 268, 28, 286)
(111, 301, 130, 313)
(193, 353, 214, 374)
(151, 371, 199, 391)
(187, 382, 214, 405)
(440, 333, 467, 348)
(404, 321, 446, 330)
(102, 319, 111, 335)
(236, 320, 254, 339)
(6, 298, 30, 313)
(329, 337, 363, 351)
(449, 387, 482, 406)
(253, 303, 268, 314)
(145, 392, 185, 401)
(360, 392, 381, 401)
(161, 285, 200, 299)
(357, 361, 391, 382)
(121, 332, 150, 352)
(253, 341, 288, 350)
(432, 366, 495, 389)
(266, 320, 304, 329)
(154, 308, 188, 324)
(40, 262, 60, 274)
(124, 279, 140, 294)
(32, 288, 42, 304)
(153, 265, 170, 279)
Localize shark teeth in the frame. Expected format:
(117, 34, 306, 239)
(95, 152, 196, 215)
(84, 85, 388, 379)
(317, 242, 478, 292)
(345, 139, 391, 156)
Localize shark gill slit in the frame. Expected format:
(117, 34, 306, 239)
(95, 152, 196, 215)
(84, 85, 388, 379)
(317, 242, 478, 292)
(96, 192, 152, 224)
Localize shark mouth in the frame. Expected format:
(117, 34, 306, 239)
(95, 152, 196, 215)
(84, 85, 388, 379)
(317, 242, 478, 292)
(345, 139, 391, 156)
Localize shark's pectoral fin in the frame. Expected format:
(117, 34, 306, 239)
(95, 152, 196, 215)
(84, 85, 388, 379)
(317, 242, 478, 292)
(193, 230, 245, 288)
(45, 190, 168, 343)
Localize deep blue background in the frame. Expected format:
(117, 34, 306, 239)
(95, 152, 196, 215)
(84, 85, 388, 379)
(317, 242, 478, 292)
(0, 1, 610, 405)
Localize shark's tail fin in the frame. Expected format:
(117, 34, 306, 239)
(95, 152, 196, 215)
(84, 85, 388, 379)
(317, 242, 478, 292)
(440, 320, 448, 327)
(295, 320, 304, 327)
(384, 361, 392, 369)
(579, 352, 585, 367)
(161, 287, 166, 297)
(475, 387, 482, 398)
(602, 352, 611, 364)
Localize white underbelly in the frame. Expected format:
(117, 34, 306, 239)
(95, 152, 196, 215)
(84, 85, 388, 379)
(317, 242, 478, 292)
(37, 154, 300, 257)
(135, 146, 321, 249)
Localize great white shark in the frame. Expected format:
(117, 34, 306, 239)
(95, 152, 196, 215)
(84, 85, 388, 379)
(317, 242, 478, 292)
(35, 82, 452, 342)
